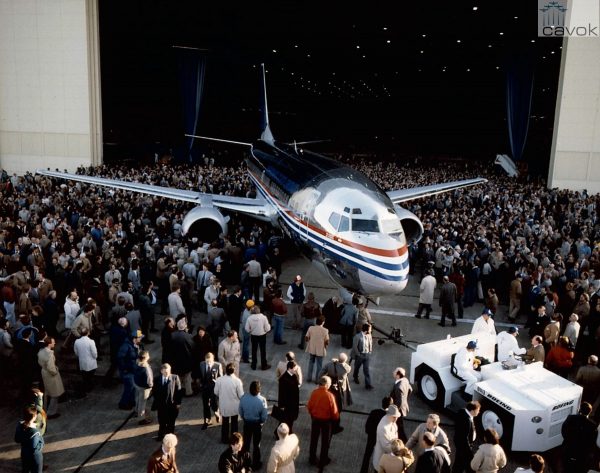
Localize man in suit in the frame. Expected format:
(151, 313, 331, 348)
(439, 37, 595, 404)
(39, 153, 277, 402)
(151, 363, 183, 441)
(416, 431, 451, 473)
(390, 366, 412, 442)
(199, 352, 222, 430)
(452, 400, 480, 473)
(438, 275, 457, 327)
(360, 396, 392, 473)
(147, 433, 178, 473)
(561, 402, 597, 472)
(227, 286, 244, 334)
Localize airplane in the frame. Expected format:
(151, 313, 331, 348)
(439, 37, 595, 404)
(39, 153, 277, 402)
(37, 64, 486, 297)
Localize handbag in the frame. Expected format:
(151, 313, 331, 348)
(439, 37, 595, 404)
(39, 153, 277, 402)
(271, 404, 285, 422)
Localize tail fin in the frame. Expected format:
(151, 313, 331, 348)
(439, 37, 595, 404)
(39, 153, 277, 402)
(259, 63, 274, 144)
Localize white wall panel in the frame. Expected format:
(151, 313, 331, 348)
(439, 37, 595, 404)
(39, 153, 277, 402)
(549, 37, 600, 194)
(0, 0, 102, 174)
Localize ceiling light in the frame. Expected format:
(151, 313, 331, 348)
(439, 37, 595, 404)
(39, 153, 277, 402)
(383, 27, 387, 31)
(496, 66, 500, 69)
(457, 39, 461, 43)
(488, 44, 492, 48)
(420, 50, 424, 53)
(514, 16, 518, 19)
(387, 40, 391, 43)
(272, 49, 277, 53)
(531, 39, 536, 43)
(356, 45, 360, 49)
(422, 34, 426, 38)
(499, 32, 504, 35)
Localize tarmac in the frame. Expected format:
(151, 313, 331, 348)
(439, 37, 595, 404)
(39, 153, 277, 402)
(0, 255, 568, 473)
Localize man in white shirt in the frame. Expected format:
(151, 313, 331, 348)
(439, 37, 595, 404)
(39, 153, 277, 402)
(245, 306, 271, 371)
(73, 327, 98, 396)
(454, 341, 482, 397)
(63, 291, 80, 330)
(471, 308, 496, 336)
(496, 326, 526, 362)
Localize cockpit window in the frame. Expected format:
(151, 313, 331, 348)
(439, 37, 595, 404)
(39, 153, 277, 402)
(328, 212, 341, 230)
(351, 208, 362, 214)
(352, 219, 379, 232)
(381, 219, 402, 234)
(339, 216, 350, 232)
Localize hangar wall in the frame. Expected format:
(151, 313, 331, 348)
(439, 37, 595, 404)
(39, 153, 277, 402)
(548, 37, 600, 194)
(0, 0, 102, 175)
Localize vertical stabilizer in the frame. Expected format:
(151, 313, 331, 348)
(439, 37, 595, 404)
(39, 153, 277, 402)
(260, 63, 274, 144)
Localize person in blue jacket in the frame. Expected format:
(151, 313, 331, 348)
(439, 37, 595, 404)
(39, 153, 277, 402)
(15, 406, 44, 473)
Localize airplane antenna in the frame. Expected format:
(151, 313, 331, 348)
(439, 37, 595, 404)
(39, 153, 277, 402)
(260, 64, 274, 144)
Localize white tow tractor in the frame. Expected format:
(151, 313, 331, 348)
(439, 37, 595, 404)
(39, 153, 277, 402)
(409, 333, 583, 452)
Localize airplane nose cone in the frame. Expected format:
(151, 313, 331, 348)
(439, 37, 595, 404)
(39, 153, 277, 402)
(358, 269, 408, 295)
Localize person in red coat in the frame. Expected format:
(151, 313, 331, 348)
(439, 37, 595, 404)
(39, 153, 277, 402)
(545, 336, 573, 378)
(306, 375, 339, 468)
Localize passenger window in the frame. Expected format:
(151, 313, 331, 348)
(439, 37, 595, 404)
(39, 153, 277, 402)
(328, 212, 341, 230)
(339, 216, 350, 232)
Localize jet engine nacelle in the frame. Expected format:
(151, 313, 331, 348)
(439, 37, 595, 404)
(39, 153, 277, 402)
(182, 206, 229, 242)
(394, 205, 424, 243)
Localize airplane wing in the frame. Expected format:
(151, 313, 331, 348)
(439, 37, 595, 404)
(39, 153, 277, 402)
(35, 169, 272, 218)
(386, 178, 487, 204)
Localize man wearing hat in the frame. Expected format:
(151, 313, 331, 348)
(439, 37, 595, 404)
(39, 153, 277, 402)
(454, 341, 482, 398)
(496, 326, 526, 362)
(372, 405, 400, 471)
(471, 308, 496, 336)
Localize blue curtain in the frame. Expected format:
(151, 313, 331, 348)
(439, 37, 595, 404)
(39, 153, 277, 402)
(506, 55, 534, 162)
(178, 49, 206, 163)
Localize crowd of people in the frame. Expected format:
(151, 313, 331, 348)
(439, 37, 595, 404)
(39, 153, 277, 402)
(0, 156, 599, 472)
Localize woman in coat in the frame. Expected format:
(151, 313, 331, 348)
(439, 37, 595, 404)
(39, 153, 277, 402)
(545, 336, 574, 378)
(470, 428, 507, 473)
(37, 337, 64, 418)
(277, 361, 300, 432)
(378, 439, 414, 473)
(266, 423, 300, 473)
